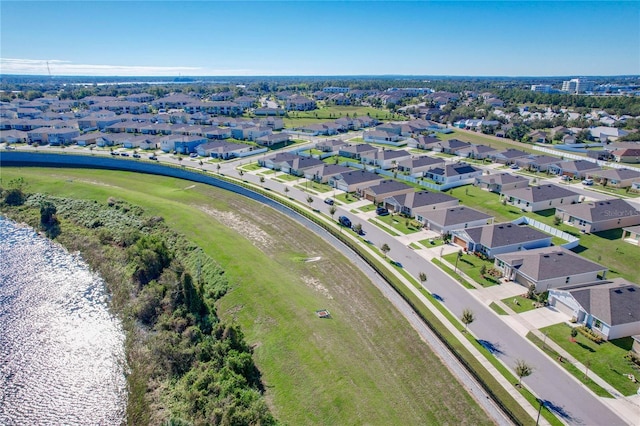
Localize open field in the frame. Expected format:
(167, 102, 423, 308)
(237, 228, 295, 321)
(0, 167, 492, 425)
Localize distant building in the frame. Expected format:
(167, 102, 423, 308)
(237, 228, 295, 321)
(531, 84, 553, 93)
(561, 78, 594, 94)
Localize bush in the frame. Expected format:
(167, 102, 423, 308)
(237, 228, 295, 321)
(576, 326, 603, 343)
(625, 351, 640, 367)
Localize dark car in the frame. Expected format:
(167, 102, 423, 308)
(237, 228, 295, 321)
(133, 154, 141, 158)
(110, 151, 118, 156)
(338, 215, 352, 228)
(148, 155, 158, 160)
(376, 207, 389, 216)
(120, 152, 130, 157)
(324, 198, 334, 205)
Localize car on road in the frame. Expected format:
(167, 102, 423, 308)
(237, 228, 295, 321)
(509, 164, 519, 170)
(189, 153, 198, 158)
(4, 145, 15, 150)
(120, 152, 130, 157)
(324, 198, 334, 205)
(148, 155, 158, 160)
(338, 215, 352, 228)
(582, 178, 594, 186)
(110, 151, 118, 156)
(133, 153, 141, 158)
(376, 207, 389, 216)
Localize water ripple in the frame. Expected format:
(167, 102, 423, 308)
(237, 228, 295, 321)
(0, 217, 126, 425)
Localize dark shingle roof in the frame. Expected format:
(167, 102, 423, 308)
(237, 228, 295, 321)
(477, 173, 529, 185)
(420, 206, 493, 227)
(365, 180, 413, 195)
(502, 184, 579, 202)
(464, 223, 550, 248)
(557, 198, 640, 223)
(389, 190, 457, 209)
(495, 247, 606, 281)
(568, 279, 640, 326)
(337, 170, 383, 185)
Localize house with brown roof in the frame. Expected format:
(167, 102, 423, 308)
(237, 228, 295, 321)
(612, 148, 640, 163)
(548, 279, 640, 340)
(556, 198, 640, 232)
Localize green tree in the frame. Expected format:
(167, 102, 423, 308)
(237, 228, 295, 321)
(40, 201, 57, 226)
(419, 272, 427, 282)
(454, 250, 463, 273)
(306, 196, 314, 209)
(461, 308, 474, 331)
(381, 243, 390, 258)
(328, 205, 336, 220)
(515, 359, 533, 387)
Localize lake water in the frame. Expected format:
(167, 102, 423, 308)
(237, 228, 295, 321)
(0, 217, 127, 425)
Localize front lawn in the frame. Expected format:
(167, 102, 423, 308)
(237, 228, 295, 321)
(501, 295, 538, 314)
(276, 173, 302, 182)
(418, 237, 445, 248)
(358, 203, 377, 212)
(540, 323, 640, 396)
(443, 252, 500, 287)
(239, 162, 263, 171)
(374, 214, 421, 235)
(335, 192, 358, 204)
(450, 184, 522, 223)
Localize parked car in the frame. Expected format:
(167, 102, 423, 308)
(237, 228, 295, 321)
(338, 215, 352, 228)
(376, 207, 389, 216)
(561, 175, 571, 181)
(148, 155, 158, 160)
(120, 152, 130, 157)
(509, 164, 519, 170)
(132, 153, 141, 158)
(189, 153, 198, 158)
(110, 151, 118, 156)
(582, 178, 594, 186)
(324, 198, 334, 205)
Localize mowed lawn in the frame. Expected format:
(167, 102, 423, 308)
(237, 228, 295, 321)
(1, 167, 492, 425)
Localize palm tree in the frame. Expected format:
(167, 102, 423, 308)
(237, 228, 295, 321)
(454, 250, 463, 273)
(515, 359, 533, 387)
(259, 176, 265, 187)
(306, 196, 314, 209)
(461, 308, 474, 331)
(381, 243, 390, 258)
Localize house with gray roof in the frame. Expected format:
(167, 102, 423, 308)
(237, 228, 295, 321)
(277, 156, 325, 177)
(384, 191, 459, 220)
(196, 140, 253, 159)
(456, 144, 499, 160)
(548, 159, 602, 179)
(495, 246, 607, 292)
(316, 139, 347, 153)
(501, 184, 580, 212)
(360, 149, 412, 169)
(311, 164, 352, 183)
(591, 168, 640, 189)
(261, 152, 298, 170)
(397, 156, 445, 177)
(424, 163, 483, 187)
(338, 143, 379, 160)
(362, 180, 414, 203)
(420, 206, 493, 233)
(256, 132, 290, 147)
(515, 155, 561, 172)
(475, 173, 530, 194)
(548, 279, 640, 340)
(433, 138, 472, 154)
(489, 149, 530, 164)
(412, 135, 441, 150)
(363, 129, 404, 144)
(556, 198, 640, 233)
(451, 223, 552, 259)
(329, 170, 383, 193)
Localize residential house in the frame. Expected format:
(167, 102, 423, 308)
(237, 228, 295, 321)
(548, 279, 640, 340)
(253, 108, 286, 116)
(361, 180, 414, 203)
(590, 126, 629, 142)
(412, 135, 441, 150)
(528, 130, 548, 143)
(562, 134, 577, 144)
(424, 163, 483, 186)
(277, 156, 325, 177)
(556, 198, 640, 233)
(515, 155, 561, 172)
(360, 149, 412, 170)
(329, 170, 383, 193)
(548, 160, 602, 179)
(123, 135, 157, 150)
(159, 135, 207, 153)
(501, 184, 580, 212)
(495, 246, 607, 292)
(622, 225, 640, 246)
(420, 206, 493, 233)
(591, 168, 640, 189)
(260, 152, 298, 170)
(285, 95, 316, 111)
(384, 190, 459, 220)
(152, 94, 196, 110)
(433, 139, 472, 154)
(27, 127, 79, 145)
(256, 133, 290, 147)
(474, 173, 530, 193)
(611, 148, 640, 164)
(456, 144, 499, 160)
(203, 127, 232, 140)
(397, 156, 445, 177)
(363, 130, 403, 144)
(316, 139, 347, 154)
(0, 129, 28, 143)
(311, 164, 352, 183)
(451, 223, 552, 259)
(490, 149, 530, 164)
(338, 144, 378, 160)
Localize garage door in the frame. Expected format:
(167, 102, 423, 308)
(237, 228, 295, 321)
(551, 297, 575, 316)
(453, 236, 467, 249)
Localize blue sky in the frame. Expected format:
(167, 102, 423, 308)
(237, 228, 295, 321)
(1, 1, 638, 76)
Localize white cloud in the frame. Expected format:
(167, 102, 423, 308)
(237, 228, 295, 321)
(0, 58, 211, 76)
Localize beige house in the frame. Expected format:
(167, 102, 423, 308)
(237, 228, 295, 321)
(556, 198, 640, 233)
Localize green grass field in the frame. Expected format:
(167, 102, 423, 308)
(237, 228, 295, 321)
(501, 295, 538, 314)
(1, 167, 492, 425)
(540, 323, 639, 396)
(443, 252, 500, 287)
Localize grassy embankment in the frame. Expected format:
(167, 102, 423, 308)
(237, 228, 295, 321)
(0, 167, 493, 425)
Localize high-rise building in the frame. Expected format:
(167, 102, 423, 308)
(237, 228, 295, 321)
(531, 84, 553, 93)
(561, 78, 594, 94)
